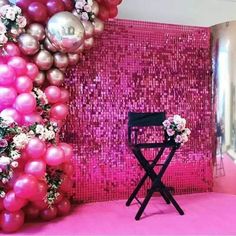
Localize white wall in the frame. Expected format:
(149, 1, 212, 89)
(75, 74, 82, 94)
(118, 0, 236, 27)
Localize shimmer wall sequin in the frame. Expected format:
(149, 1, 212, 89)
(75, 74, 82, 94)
(64, 19, 213, 203)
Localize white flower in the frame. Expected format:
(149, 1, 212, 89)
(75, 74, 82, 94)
(0, 116, 14, 126)
(13, 133, 30, 149)
(10, 27, 18, 35)
(0, 191, 5, 198)
(167, 128, 175, 136)
(13, 5, 21, 14)
(0, 33, 8, 45)
(10, 150, 21, 160)
(16, 15, 27, 28)
(2, 178, 8, 184)
(8, 170, 13, 178)
(0, 156, 11, 165)
(175, 135, 183, 143)
(84, 4, 92, 12)
(81, 12, 89, 20)
(32, 88, 48, 105)
(0, 5, 11, 16)
(181, 133, 188, 143)
(87, 0, 93, 6)
(173, 115, 182, 124)
(5, 8, 16, 21)
(75, 1, 85, 9)
(36, 124, 45, 134)
(177, 123, 185, 132)
(11, 161, 18, 168)
(46, 130, 55, 140)
(0, 21, 6, 34)
(185, 128, 191, 136)
(163, 120, 171, 128)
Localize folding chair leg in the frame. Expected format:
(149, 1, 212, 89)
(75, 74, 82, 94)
(126, 173, 148, 206)
(159, 189, 170, 204)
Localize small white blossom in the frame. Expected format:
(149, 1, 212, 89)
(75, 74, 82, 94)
(81, 12, 89, 21)
(36, 124, 45, 134)
(10, 150, 21, 160)
(0, 33, 8, 45)
(12, 5, 21, 14)
(0, 156, 11, 165)
(0, 191, 5, 198)
(87, 0, 93, 6)
(2, 178, 8, 184)
(13, 133, 30, 149)
(11, 161, 18, 168)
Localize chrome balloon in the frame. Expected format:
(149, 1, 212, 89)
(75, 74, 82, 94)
(18, 33, 40, 55)
(27, 23, 46, 41)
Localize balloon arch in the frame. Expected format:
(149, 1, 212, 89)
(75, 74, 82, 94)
(0, 0, 122, 232)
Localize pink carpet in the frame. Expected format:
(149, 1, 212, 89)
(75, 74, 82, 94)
(11, 192, 236, 235)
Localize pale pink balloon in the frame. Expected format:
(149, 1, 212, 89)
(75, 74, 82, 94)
(8, 56, 27, 76)
(45, 146, 65, 166)
(45, 85, 61, 104)
(0, 210, 25, 233)
(15, 93, 36, 115)
(59, 142, 73, 162)
(57, 198, 71, 216)
(40, 206, 57, 221)
(25, 159, 46, 178)
(26, 63, 39, 80)
(0, 64, 16, 86)
(3, 191, 27, 212)
(59, 88, 69, 103)
(24, 204, 40, 221)
(50, 103, 69, 120)
(14, 174, 38, 199)
(26, 137, 46, 159)
(30, 181, 47, 201)
(15, 75, 33, 93)
(4, 42, 21, 57)
(0, 86, 17, 109)
(0, 108, 22, 124)
(23, 113, 42, 126)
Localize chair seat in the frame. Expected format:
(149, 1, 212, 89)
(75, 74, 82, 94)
(129, 142, 178, 149)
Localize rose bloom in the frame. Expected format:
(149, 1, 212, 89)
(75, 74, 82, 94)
(0, 139, 8, 148)
(84, 4, 92, 12)
(167, 128, 175, 136)
(0, 33, 8, 45)
(175, 135, 183, 143)
(0, 21, 6, 34)
(75, 1, 85, 9)
(81, 12, 89, 20)
(177, 123, 185, 132)
(163, 120, 171, 128)
(16, 15, 27, 28)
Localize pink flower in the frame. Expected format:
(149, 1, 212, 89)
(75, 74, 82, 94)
(167, 128, 175, 136)
(75, 1, 85, 9)
(175, 135, 183, 143)
(81, 12, 89, 20)
(181, 133, 188, 143)
(0, 33, 8, 45)
(84, 4, 92, 12)
(177, 123, 185, 131)
(163, 119, 171, 128)
(185, 128, 191, 135)
(168, 116, 174, 123)
(16, 15, 27, 28)
(0, 139, 8, 148)
(0, 21, 6, 34)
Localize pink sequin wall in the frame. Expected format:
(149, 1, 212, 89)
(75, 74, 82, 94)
(64, 19, 213, 203)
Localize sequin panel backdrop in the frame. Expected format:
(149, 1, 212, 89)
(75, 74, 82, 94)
(64, 19, 213, 202)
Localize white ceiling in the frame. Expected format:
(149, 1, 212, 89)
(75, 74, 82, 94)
(117, 0, 236, 27)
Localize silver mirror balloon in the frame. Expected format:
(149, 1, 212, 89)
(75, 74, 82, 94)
(211, 21, 236, 160)
(46, 11, 85, 53)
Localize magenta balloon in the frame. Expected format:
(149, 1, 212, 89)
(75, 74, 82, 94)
(32, 200, 48, 210)
(63, 163, 74, 176)
(0, 210, 25, 233)
(45, 85, 61, 104)
(59, 142, 73, 162)
(14, 174, 38, 199)
(50, 103, 69, 120)
(45, 146, 65, 166)
(8, 56, 27, 76)
(15, 93, 36, 115)
(26, 63, 39, 80)
(3, 191, 27, 212)
(30, 181, 47, 201)
(0, 64, 16, 86)
(62, 0, 74, 11)
(16, 0, 31, 10)
(0, 108, 22, 124)
(25, 159, 46, 179)
(4, 43, 21, 57)
(59, 88, 69, 103)
(28, 2, 48, 23)
(57, 198, 71, 216)
(46, 0, 65, 16)
(60, 176, 72, 193)
(26, 137, 46, 159)
(0, 87, 17, 109)
(23, 113, 42, 126)
(40, 206, 57, 221)
(24, 204, 40, 220)
(15, 75, 33, 93)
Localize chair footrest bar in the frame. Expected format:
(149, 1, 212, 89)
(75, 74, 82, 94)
(134, 196, 142, 206)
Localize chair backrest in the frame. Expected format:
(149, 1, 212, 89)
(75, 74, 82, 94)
(128, 112, 166, 144)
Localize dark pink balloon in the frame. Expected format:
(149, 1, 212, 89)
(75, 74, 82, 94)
(40, 206, 57, 221)
(30, 181, 47, 201)
(28, 2, 48, 23)
(0, 87, 17, 109)
(46, 0, 65, 16)
(50, 103, 69, 120)
(26, 137, 46, 159)
(24, 204, 39, 221)
(0, 108, 22, 124)
(3, 191, 27, 212)
(26, 63, 39, 80)
(59, 142, 73, 162)
(4, 43, 21, 57)
(59, 88, 69, 103)
(8, 56, 27, 76)
(15, 93, 36, 115)
(0, 210, 25, 233)
(14, 174, 38, 199)
(0, 198, 4, 211)
(45, 146, 65, 166)
(63, 163, 74, 176)
(32, 200, 48, 210)
(0, 64, 16, 86)
(15, 75, 33, 93)
(62, 0, 74, 11)
(45, 86, 61, 104)
(23, 113, 42, 126)
(56, 198, 71, 216)
(16, 0, 31, 10)
(60, 176, 72, 193)
(54, 193, 63, 204)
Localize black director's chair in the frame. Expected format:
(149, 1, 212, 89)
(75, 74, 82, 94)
(126, 112, 184, 220)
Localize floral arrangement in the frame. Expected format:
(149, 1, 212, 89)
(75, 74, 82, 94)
(75, 0, 95, 22)
(0, 4, 27, 46)
(163, 115, 191, 145)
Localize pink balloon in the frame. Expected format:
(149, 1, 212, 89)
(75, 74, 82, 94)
(45, 86, 61, 104)
(15, 93, 36, 115)
(14, 174, 38, 199)
(3, 191, 27, 212)
(0, 87, 17, 109)
(26, 137, 46, 159)
(0, 198, 4, 211)
(16, 0, 31, 10)
(45, 146, 65, 166)
(59, 143, 73, 162)
(23, 113, 42, 126)
(25, 159, 46, 179)
(0, 210, 25, 233)
(8, 56, 27, 76)
(62, 0, 74, 11)
(63, 163, 74, 176)
(46, 0, 65, 16)
(50, 103, 69, 120)
(0, 108, 22, 124)
(59, 88, 69, 103)
(8, 170, 24, 189)
(15, 75, 33, 93)
(60, 176, 72, 193)
(24, 204, 39, 221)
(26, 63, 39, 80)
(30, 181, 47, 201)
(4, 43, 21, 57)
(40, 206, 57, 221)
(0, 64, 16, 86)
(54, 193, 63, 204)
(32, 200, 48, 210)
(57, 198, 71, 216)
(28, 2, 48, 23)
